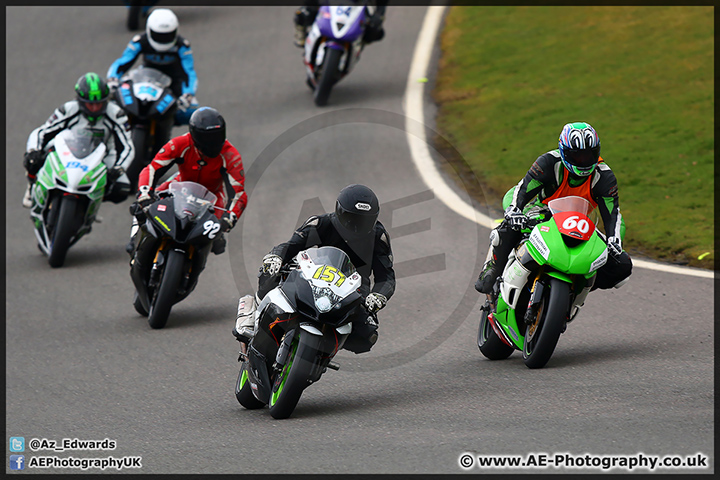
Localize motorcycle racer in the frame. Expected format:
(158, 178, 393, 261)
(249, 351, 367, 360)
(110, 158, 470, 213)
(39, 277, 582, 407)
(293, 0, 388, 48)
(22, 72, 134, 208)
(107, 8, 198, 125)
(234, 184, 395, 354)
(474, 122, 632, 294)
(127, 107, 247, 256)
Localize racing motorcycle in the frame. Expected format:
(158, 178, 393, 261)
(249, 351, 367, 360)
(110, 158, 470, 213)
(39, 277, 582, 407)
(113, 67, 177, 191)
(477, 196, 609, 369)
(235, 246, 367, 419)
(303, 3, 369, 106)
(29, 126, 110, 268)
(130, 181, 221, 329)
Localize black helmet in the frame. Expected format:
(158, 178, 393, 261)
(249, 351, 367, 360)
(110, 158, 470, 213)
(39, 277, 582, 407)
(189, 107, 226, 158)
(75, 73, 109, 123)
(332, 184, 379, 240)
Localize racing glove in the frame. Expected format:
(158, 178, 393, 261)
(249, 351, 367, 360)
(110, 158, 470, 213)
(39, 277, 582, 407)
(365, 293, 387, 313)
(221, 212, 237, 232)
(107, 166, 125, 182)
(23, 149, 46, 176)
(504, 206, 528, 231)
(607, 236, 623, 257)
(129, 185, 155, 217)
(106, 77, 119, 92)
(177, 93, 195, 111)
(261, 254, 283, 277)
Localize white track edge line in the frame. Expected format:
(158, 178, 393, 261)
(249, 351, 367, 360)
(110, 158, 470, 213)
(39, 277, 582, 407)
(402, 5, 713, 280)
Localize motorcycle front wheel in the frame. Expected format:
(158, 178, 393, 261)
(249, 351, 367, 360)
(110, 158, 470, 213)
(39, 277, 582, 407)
(522, 278, 570, 369)
(148, 249, 184, 329)
(314, 47, 342, 107)
(48, 196, 81, 268)
(126, 128, 150, 193)
(268, 331, 321, 419)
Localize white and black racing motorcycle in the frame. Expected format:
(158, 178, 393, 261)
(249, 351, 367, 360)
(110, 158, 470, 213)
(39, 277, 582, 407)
(235, 246, 368, 419)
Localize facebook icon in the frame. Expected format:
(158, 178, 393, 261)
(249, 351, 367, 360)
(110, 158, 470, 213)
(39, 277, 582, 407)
(10, 455, 25, 470)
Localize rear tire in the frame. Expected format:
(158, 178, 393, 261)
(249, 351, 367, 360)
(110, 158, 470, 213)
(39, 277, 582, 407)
(523, 279, 570, 369)
(127, 1, 142, 30)
(235, 363, 265, 409)
(314, 47, 342, 107)
(48, 196, 80, 268)
(478, 307, 514, 360)
(148, 249, 184, 329)
(268, 331, 320, 419)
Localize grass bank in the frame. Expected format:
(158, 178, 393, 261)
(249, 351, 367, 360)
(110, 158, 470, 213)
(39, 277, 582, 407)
(433, 6, 714, 269)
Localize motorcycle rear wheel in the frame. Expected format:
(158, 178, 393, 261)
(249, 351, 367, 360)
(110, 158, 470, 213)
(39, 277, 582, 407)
(268, 331, 320, 419)
(148, 249, 183, 329)
(235, 363, 265, 409)
(314, 47, 342, 107)
(478, 306, 514, 360)
(522, 278, 570, 369)
(48, 196, 80, 268)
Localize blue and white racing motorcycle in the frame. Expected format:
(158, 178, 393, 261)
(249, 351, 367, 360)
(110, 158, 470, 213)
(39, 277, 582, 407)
(303, 3, 370, 106)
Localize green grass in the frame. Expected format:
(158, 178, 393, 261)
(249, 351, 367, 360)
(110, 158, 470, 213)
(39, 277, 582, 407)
(434, 6, 714, 268)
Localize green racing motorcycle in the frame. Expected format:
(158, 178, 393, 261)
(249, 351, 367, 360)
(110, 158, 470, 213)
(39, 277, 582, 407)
(477, 195, 609, 369)
(29, 126, 109, 267)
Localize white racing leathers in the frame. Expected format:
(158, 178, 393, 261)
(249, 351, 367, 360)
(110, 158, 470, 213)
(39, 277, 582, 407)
(26, 100, 135, 188)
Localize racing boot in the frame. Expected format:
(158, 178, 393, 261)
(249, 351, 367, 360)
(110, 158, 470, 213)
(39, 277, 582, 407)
(22, 183, 33, 208)
(294, 24, 307, 48)
(474, 259, 499, 294)
(233, 294, 258, 342)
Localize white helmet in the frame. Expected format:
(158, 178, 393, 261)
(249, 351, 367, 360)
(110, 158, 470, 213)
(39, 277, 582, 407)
(146, 9, 179, 52)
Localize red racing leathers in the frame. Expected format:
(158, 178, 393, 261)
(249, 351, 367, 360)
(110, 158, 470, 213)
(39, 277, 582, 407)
(138, 132, 247, 219)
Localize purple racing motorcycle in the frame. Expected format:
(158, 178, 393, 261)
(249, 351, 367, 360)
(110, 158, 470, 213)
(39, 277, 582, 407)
(303, 4, 368, 106)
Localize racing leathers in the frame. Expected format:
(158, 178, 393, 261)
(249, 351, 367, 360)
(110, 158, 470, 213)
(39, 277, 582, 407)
(238, 213, 396, 354)
(294, 0, 388, 47)
(129, 132, 247, 255)
(475, 149, 632, 293)
(24, 100, 134, 204)
(106, 33, 198, 125)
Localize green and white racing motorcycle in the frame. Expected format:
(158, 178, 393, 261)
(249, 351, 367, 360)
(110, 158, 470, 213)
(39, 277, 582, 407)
(477, 195, 609, 369)
(29, 127, 109, 267)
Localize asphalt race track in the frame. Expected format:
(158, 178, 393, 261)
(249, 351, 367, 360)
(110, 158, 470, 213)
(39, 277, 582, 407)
(5, 6, 714, 475)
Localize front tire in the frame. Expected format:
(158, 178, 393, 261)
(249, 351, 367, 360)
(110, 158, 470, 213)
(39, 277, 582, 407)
(268, 331, 320, 419)
(235, 363, 265, 409)
(523, 278, 570, 369)
(313, 47, 343, 107)
(148, 249, 184, 329)
(48, 196, 80, 268)
(126, 128, 149, 193)
(478, 306, 514, 360)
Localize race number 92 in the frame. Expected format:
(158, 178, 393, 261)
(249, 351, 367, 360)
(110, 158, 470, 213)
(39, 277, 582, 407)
(203, 220, 221, 239)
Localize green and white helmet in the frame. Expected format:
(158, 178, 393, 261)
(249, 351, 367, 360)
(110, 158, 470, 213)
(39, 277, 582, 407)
(75, 72, 109, 123)
(558, 122, 601, 177)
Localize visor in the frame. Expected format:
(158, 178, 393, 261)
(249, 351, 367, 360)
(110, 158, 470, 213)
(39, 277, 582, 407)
(84, 101, 107, 114)
(564, 145, 600, 168)
(150, 29, 177, 46)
